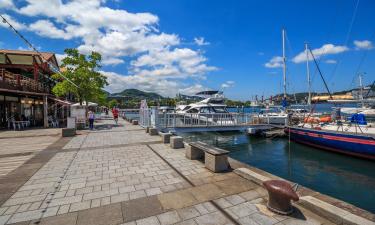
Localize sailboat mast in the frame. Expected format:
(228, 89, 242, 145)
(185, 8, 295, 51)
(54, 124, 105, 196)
(359, 73, 364, 107)
(305, 43, 311, 106)
(282, 29, 287, 99)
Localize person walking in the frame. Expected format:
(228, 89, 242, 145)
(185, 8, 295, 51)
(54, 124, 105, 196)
(88, 110, 95, 130)
(112, 107, 119, 125)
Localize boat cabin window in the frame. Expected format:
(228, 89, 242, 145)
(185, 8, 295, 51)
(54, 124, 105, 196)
(213, 107, 228, 113)
(187, 108, 199, 113)
(199, 107, 211, 113)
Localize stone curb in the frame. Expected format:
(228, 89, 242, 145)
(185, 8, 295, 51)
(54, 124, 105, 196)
(299, 196, 375, 225)
(234, 168, 375, 225)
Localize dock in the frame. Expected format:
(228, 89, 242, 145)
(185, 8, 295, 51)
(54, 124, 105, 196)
(0, 118, 374, 225)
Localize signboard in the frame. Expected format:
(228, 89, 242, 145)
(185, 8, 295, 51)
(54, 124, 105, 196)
(71, 106, 86, 124)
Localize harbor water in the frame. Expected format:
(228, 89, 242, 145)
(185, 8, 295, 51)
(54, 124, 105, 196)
(178, 131, 375, 213)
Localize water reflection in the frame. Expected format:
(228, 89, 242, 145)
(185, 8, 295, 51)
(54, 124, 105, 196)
(178, 131, 375, 213)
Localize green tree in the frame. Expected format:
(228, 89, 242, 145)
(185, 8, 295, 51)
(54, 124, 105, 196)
(108, 99, 118, 108)
(52, 49, 108, 105)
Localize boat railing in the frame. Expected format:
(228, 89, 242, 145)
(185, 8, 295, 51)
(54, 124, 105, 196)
(156, 112, 265, 128)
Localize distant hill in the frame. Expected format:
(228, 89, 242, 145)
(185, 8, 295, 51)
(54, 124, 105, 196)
(110, 89, 164, 100)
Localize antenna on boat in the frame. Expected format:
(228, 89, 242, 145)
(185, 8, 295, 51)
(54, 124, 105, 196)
(305, 43, 312, 106)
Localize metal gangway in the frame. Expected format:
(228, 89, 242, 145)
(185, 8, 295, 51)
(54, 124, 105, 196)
(127, 108, 286, 132)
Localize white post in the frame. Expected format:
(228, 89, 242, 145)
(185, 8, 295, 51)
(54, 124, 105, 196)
(359, 73, 364, 107)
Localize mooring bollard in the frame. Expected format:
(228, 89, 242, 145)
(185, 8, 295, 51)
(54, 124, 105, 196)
(170, 136, 184, 149)
(160, 132, 172, 144)
(149, 128, 158, 136)
(145, 127, 150, 133)
(263, 180, 299, 215)
(132, 120, 138, 125)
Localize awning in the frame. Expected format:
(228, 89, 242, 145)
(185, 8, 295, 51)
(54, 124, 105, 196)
(48, 97, 72, 105)
(71, 102, 98, 107)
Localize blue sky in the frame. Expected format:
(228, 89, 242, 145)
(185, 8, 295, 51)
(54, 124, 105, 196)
(1, 0, 374, 100)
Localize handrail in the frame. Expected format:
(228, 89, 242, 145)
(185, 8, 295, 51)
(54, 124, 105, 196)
(0, 68, 47, 93)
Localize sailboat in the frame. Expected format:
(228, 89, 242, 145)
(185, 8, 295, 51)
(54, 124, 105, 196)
(258, 29, 289, 125)
(286, 45, 375, 160)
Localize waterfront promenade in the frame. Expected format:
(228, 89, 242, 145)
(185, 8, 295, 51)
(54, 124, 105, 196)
(0, 119, 372, 225)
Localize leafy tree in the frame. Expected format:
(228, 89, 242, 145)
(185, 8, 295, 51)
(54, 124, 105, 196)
(108, 99, 118, 108)
(52, 49, 108, 105)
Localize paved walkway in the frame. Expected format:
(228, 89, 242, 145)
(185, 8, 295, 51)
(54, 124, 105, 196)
(0, 119, 339, 225)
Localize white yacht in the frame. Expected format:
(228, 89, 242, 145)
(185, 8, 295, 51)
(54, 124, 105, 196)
(258, 107, 288, 125)
(176, 91, 235, 125)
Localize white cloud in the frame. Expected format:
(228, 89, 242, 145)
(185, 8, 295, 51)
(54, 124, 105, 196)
(353, 40, 373, 50)
(221, 81, 235, 89)
(2, 1, 217, 96)
(194, 37, 210, 46)
(102, 71, 208, 97)
(265, 56, 283, 68)
(292, 44, 349, 63)
(0, 0, 14, 9)
(55, 53, 66, 66)
(29, 20, 74, 40)
(131, 48, 217, 79)
(325, 59, 337, 64)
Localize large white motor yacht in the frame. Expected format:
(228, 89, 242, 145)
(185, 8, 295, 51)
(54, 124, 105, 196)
(176, 91, 235, 125)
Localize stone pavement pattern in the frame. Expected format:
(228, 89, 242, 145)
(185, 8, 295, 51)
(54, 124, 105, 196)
(0, 132, 60, 177)
(0, 119, 340, 225)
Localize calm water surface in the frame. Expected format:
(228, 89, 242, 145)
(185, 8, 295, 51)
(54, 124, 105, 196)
(178, 131, 375, 213)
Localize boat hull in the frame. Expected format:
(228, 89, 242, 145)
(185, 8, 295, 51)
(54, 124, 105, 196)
(285, 127, 375, 160)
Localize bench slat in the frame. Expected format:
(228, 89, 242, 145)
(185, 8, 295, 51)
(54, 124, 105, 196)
(189, 141, 229, 155)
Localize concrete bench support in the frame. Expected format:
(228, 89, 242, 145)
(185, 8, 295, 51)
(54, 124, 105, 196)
(186, 144, 204, 160)
(62, 128, 76, 137)
(149, 128, 158, 136)
(170, 136, 184, 149)
(160, 132, 172, 144)
(132, 120, 138, 125)
(188, 141, 229, 172)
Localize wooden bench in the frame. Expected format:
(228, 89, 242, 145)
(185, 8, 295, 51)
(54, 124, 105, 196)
(187, 141, 229, 172)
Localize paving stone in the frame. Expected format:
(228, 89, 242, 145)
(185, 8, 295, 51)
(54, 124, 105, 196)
(119, 186, 136, 194)
(57, 204, 70, 215)
(69, 201, 91, 212)
(238, 215, 259, 225)
(47, 195, 83, 207)
(76, 203, 123, 225)
(177, 206, 200, 220)
(129, 190, 146, 200)
(250, 212, 279, 225)
(225, 195, 246, 206)
(0, 215, 10, 225)
(145, 188, 162, 196)
(213, 198, 233, 209)
(226, 202, 258, 218)
(110, 193, 129, 203)
(175, 219, 198, 225)
(157, 211, 181, 225)
(7, 206, 59, 224)
(37, 212, 78, 225)
(194, 211, 232, 225)
(122, 195, 165, 222)
(136, 216, 160, 225)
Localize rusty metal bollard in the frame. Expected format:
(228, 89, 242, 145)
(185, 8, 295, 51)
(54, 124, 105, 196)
(263, 180, 299, 215)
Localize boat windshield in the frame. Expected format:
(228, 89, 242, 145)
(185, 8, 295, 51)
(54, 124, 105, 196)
(213, 107, 228, 113)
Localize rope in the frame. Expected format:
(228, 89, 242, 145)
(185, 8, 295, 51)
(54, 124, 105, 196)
(328, 0, 360, 83)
